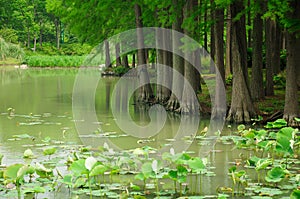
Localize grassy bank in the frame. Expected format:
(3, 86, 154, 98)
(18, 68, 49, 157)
(25, 55, 86, 67)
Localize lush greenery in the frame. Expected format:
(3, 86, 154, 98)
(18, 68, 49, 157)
(0, 37, 24, 61)
(24, 55, 85, 68)
(0, 116, 299, 198)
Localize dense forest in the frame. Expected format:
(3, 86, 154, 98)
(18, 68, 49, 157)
(0, 0, 299, 126)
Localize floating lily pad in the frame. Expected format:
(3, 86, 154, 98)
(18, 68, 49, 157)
(12, 134, 34, 139)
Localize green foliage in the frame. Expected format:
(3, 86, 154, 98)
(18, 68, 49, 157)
(112, 66, 130, 76)
(25, 55, 85, 67)
(0, 37, 24, 61)
(275, 127, 296, 156)
(265, 166, 286, 183)
(34, 43, 92, 56)
(273, 73, 286, 89)
(290, 189, 300, 199)
(0, 28, 19, 43)
(265, 119, 287, 129)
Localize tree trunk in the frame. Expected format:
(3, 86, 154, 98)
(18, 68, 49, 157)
(161, 29, 172, 102)
(203, 0, 208, 51)
(265, 18, 274, 96)
(167, 0, 184, 111)
(115, 43, 122, 67)
(225, 6, 232, 78)
(209, 0, 215, 74)
(55, 18, 60, 50)
(33, 36, 37, 52)
(212, 6, 226, 119)
(283, 0, 300, 127)
(121, 54, 129, 68)
(272, 21, 281, 75)
(156, 28, 164, 102)
(27, 27, 30, 48)
(39, 21, 43, 47)
(132, 53, 135, 68)
(178, 0, 200, 114)
(104, 40, 112, 68)
(250, 2, 264, 101)
(226, 0, 256, 123)
(134, 3, 153, 102)
(247, 0, 251, 48)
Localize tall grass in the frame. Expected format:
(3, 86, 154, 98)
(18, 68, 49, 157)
(25, 55, 86, 67)
(0, 37, 24, 61)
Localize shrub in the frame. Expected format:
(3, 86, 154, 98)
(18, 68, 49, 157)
(24, 55, 86, 67)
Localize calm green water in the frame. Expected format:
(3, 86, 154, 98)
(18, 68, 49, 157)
(0, 67, 257, 198)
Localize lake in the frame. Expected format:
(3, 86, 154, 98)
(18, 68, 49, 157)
(0, 67, 295, 198)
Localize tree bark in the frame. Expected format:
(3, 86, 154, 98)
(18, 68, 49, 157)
(161, 29, 172, 102)
(226, 0, 256, 123)
(167, 0, 184, 111)
(212, 6, 226, 119)
(27, 27, 30, 48)
(178, 0, 200, 114)
(115, 43, 122, 67)
(265, 18, 274, 96)
(209, 0, 215, 74)
(283, 0, 300, 127)
(134, 3, 153, 102)
(203, 0, 208, 51)
(272, 21, 281, 75)
(156, 28, 164, 102)
(39, 21, 43, 47)
(33, 36, 37, 52)
(104, 40, 112, 68)
(247, 0, 251, 48)
(250, 2, 264, 101)
(225, 6, 232, 78)
(121, 54, 129, 68)
(54, 18, 60, 50)
(132, 53, 135, 68)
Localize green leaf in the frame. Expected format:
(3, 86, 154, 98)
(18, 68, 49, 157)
(134, 172, 145, 181)
(90, 165, 107, 176)
(276, 127, 294, 155)
(17, 165, 29, 180)
(229, 166, 236, 173)
(290, 189, 300, 199)
(12, 134, 34, 139)
(32, 186, 46, 193)
(70, 159, 88, 175)
(265, 119, 287, 129)
(255, 158, 272, 171)
(237, 124, 246, 131)
(61, 174, 73, 186)
(3, 163, 24, 181)
(74, 177, 86, 188)
(43, 147, 57, 156)
(23, 149, 34, 158)
(177, 165, 188, 176)
(188, 157, 205, 172)
(168, 170, 178, 180)
(35, 163, 53, 178)
(265, 167, 285, 183)
(141, 162, 154, 178)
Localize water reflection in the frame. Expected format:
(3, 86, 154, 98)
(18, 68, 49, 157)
(0, 68, 237, 197)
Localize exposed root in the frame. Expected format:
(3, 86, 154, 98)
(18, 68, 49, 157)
(283, 114, 300, 127)
(166, 98, 180, 111)
(226, 108, 256, 123)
